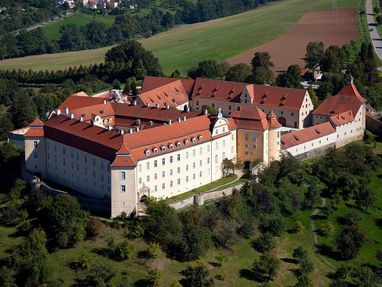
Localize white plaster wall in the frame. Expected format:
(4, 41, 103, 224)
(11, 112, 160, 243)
(110, 167, 136, 217)
(285, 132, 337, 157)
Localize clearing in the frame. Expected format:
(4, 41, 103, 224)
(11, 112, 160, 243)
(0, 0, 359, 73)
(226, 8, 360, 72)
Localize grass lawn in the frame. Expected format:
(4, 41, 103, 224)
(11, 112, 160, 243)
(164, 174, 238, 204)
(42, 12, 116, 41)
(0, 0, 359, 73)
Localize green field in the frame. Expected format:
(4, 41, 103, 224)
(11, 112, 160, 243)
(43, 12, 116, 41)
(0, 0, 359, 74)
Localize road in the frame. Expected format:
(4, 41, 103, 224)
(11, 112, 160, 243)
(366, 0, 382, 61)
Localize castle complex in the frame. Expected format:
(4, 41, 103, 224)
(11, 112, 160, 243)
(19, 77, 366, 217)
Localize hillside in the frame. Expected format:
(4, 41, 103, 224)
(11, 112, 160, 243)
(0, 0, 359, 74)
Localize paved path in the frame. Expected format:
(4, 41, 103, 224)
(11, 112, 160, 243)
(310, 198, 337, 270)
(366, 0, 382, 61)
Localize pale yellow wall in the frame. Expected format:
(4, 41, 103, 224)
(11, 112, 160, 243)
(268, 128, 281, 162)
(25, 136, 47, 177)
(190, 98, 240, 116)
(110, 167, 137, 217)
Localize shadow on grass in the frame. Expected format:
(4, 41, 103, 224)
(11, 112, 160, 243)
(375, 218, 382, 228)
(239, 268, 257, 281)
(281, 257, 298, 264)
(91, 247, 110, 258)
(316, 244, 343, 261)
(311, 214, 328, 220)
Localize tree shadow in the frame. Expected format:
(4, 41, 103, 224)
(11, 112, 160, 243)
(316, 244, 342, 261)
(91, 247, 110, 258)
(375, 218, 382, 228)
(311, 214, 327, 220)
(281, 257, 298, 264)
(137, 250, 151, 259)
(239, 268, 257, 281)
(208, 261, 221, 268)
(134, 278, 154, 287)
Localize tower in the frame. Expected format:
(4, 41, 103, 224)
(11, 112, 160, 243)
(266, 111, 282, 162)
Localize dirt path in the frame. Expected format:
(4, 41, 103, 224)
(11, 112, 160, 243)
(225, 8, 359, 72)
(366, 0, 382, 61)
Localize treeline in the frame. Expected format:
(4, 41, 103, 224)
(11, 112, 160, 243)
(0, 0, 281, 60)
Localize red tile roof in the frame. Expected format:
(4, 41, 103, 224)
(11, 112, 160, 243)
(25, 117, 44, 137)
(231, 106, 269, 131)
(58, 94, 106, 111)
(141, 76, 179, 93)
(192, 78, 247, 102)
(329, 110, 354, 126)
(267, 110, 282, 129)
(312, 84, 366, 116)
(281, 122, 335, 150)
(251, 84, 307, 110)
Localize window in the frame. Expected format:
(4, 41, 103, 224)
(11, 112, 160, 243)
(170, 181, 173, 187)
(186, 152, 189, 159)
(207, 145, 210, 152)
(162, 158, 165, 165)
(198, 135, 203, 141)
(33, 140, 39, 148)
(177, 167, 180, 173)
(154, 173, 157, 180)
(154, 185, 158, 192)
(169, 144, 174, 150)
(176, 142, 181, 148)
(162, 183, 165, 189)
(177, 179, 180, 185)
(186, 165, 189, 171)
(154, 160, 157, 167)
(215, 142, 218, 149)
(222, 127, 226, 133)
(191, 137, 196, 144)
(177, 154, 181, 161)
(215, 155, 218, 163)
(138, 164, 142, 172)
(120, 171, 126, 180)
(146, 175, 150, 182)
(170, 156, 173, 163)
(223, 139, 226, 147)
(199, 160, 202, 167)
(207, 157, 210, 164)
(170, 169, 173, 176)
(245, 133, 249, 141)
(186, 176, 189, 182)
(101, 162, 104, 170)
(120, 185, 126, 192)
(145, 150, 151, 156)
(162, 171, 165, 178)
(146, 162, 150, 169)
(193, 173, 196, 180)
(84, 156, 87, 164)
(33, 151, 38, 159)
(199, 171, 202, 177)
(192, 149, 196, 157)
(161, 146, 166, 152)
(92, 158, 95, 166)
(199, 147, 202, 155)
(193, 162, 196, 168)
(222, 152, 226, 160)
(253, 144, 257, 149)
(184, 139, 189, 146)
(153, 148, 158, 154)
(139, 178, 142, 185)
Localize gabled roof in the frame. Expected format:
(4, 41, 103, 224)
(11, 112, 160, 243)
(281, 122, 336, 150)
(192, 78, 247, 102)
(58, 94, 106, 111)
(251, 84, 307, 110)
(25, 117, 44, 137)
(329, 110, 354, 126)
(312, 84, 366, 116)
(231, 105, 269, 131)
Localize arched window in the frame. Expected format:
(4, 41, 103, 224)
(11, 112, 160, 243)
(153, 148, 158, 154)
(184, 139, 189, 146)
(161, 145, 166, 152)
(145, 150, 151, 156)
(191, 137, 196, 144)
(198, 135, 203, 141)
(169, 144, 174, 150)
(176, 142, 181, 148)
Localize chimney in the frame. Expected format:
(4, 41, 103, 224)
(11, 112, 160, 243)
(155, 103, 160, 109)
(56, 109, 61, 115)
(168, 119, 172, 125)
(64, 107, 69, 115)
(70, 113, 74, 119)
(183, 116, 187, 121)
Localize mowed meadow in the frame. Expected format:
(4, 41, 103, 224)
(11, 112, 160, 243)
(0, 0, 360, 74)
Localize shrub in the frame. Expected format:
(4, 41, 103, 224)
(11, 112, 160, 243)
(82, 263, 115, 287)
(109, 239, 134, 261)
(180, 263, 214, 287)
(147, 242, 161, 259)
(86, 218, 104, 239)
(253, 233, 275, 253)
(252, 252, 280, 282)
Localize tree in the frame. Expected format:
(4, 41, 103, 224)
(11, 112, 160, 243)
(8, 90, 36, 129)
(82, 263, 116, 287)
(108, 239, 134, 261)
(276, 65, 302, 88)
(292, 246, 307, 263)
(39, 194, 89, 248)
(225, 63, 251, 82)
(112, 79, 121, 89)
(305, 42, 325, 69)
(180, 263, 214, 287)
(17, 229, 51, 287)
(86, 218, 104, 239)
(252, 252, 279, 282)
(376, 14, 382, 25)
(249, 52, 274, 84)
(336, 225, 365, 260)
(253, 233, 275, 253)
(188, 60, 225, 79)
(221, 158, 235, 176)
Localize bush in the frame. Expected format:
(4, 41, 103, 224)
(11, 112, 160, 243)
(147, 242, 161, 259)
(180, 263, 214, 287)
(109, 239, 134, 261)
(253, 233, 275, 253)
(86, 218, 104, 239)
(82, 263, 116, 287)
(252, 252, 280, 282)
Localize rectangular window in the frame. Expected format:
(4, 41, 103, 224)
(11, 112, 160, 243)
(192, 149, 196, 157)
(120, 185, 126, 192)
(215, 155, 218, 163)
(186, 176, 189, 182)
(120, 171, 126, 180)
(177, 154, 181, 161)
(199, 147, 202, 155)
(146, 162, 150, 169)
(170, 181, 173, 187)
(193, 162, 196, 168)
(162, 171, 165, 178)
(162, 158, 165, 165)
(146, 175, 150, 182)
(162, 183, 165, 189)
(199, 171, 202, 177)
(154, 160, 157, 167)
(253, 144, 257, 149)
(186, 152, 189, 159)
(92, 158, 95, 166)
(33, 140, 39, 148)
(199, 160, 202, 167)
(186, 165, 189, 171)
(62, 147, 66, 155)
(207, 145, 210, 152)
(207, 157, 210, 164)
(84, 156, 87, 164)
(223, 139, 226, 147)
(193, 173, 196, 180)
(245, 134, 249, 141)
(177, 178, 180, 185)
(139, 178, 142, 185)
(154, 185, 158, 192)
(170, 156, 173, 163)
(177, 167, 180, 173)
(170, 169, 173, 176)
(154, 173, 157, 180)
(139, 164, 142, 172)
(33, 151, 38, 159)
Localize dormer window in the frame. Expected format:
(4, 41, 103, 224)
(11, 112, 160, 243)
(169, 144, 174, 150)
(184, 139, 189, 146)
(176, 141, 181, 148)
(198, 135, 203, 141)
(145, 150, 151, 156)
(191, 137, 196, 144)
(153, 148, 158, 154)
(161, 146, 166, 152)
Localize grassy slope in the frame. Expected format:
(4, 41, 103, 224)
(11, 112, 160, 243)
(42, 12, 116, 41)
(0, 0, 359, 73)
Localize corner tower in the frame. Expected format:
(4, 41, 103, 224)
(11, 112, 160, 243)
(267, 110, 281, 162)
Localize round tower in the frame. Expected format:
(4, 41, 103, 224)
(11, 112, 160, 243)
(267, 111, 282, 162)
